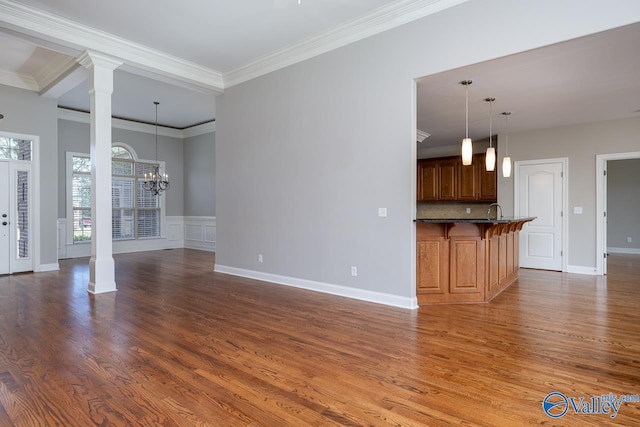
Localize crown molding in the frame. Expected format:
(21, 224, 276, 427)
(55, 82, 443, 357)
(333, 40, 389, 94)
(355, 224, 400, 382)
(1, 0, 466, 93)
(0, 0, 224, 93)
(58, 108, 183, 138)
(182, 121, 216, 138)
(417, 129, 431, 143)
(0, 68, 37, 91)
(223, 0, 469, 87)
(57, 107, 214, 139)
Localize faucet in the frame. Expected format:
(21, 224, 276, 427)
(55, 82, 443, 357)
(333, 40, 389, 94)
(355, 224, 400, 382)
(488, 203, 503, 219)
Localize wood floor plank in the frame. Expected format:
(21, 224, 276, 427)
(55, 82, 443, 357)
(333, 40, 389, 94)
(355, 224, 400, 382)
(0, 250, 638, 425)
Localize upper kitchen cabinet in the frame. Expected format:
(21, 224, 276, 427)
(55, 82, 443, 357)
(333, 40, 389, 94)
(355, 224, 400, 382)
(416, 154, 496, 203)
(459, 154, 497, 202)
(477, 158, 497, 201)
(417, 160, 438, 201)
(458, 161, 478, 201)
(438, 159, 458, 201)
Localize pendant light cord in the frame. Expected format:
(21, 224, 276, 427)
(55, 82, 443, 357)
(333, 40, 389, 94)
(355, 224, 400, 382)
(489, 98, 492, 148)
(154, 101, 159, 163)
(504, 112, 509, 156)
(501, 111, 511, 156)
(465, 84, 469, 138)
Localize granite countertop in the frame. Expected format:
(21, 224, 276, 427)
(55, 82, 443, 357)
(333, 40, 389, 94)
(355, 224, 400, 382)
(415, 216, 536, 224)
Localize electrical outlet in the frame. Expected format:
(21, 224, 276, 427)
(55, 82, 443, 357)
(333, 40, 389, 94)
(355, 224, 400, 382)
(466, 208, 471, 214)
(378, 208, 387, 218)
(628, 237, 633, 243)
(258, 254, 263, 263)
(351, 266, 358, 277)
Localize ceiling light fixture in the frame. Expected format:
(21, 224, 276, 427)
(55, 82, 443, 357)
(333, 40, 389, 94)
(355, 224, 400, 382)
(502, 112, 512, 178)
(485, 97, 496, 171)
(460, 80, 473, 166)
(142, 101, 170, 196)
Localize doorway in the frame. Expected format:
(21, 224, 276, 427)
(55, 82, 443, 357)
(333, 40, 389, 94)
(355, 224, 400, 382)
(514, 158, 568, 271)
(596, 151, 640, 275)
(0, 134, 35, 275)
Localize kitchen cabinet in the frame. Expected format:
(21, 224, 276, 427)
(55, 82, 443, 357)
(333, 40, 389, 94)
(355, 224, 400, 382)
(417, 160, 438, 201)
(438, 159, 458, 200)
(477, 161, 497, 201)
(416, 218, 534, 304)
(459, 154, 497, 201)
(417, 154, 496, 202)
(458, 162, 478, 201)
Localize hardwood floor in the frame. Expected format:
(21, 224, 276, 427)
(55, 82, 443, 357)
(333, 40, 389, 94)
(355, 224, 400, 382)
(0, 250, 639, 426)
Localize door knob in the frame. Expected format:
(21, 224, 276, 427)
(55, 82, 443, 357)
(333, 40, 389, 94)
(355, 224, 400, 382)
(1, 214, 6, 217)
(2, 222, 7, 226)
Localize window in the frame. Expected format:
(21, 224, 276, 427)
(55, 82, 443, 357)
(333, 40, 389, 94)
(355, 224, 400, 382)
(69, 145, 163, 243)
(0, 136, 32, 160)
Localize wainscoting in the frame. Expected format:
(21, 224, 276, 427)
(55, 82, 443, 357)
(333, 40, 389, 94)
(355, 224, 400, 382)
(57, 216, 215, 259)
(183, 216, 217, 252)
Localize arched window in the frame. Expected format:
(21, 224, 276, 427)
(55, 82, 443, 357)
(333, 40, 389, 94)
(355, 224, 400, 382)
(111, 145, 133, 159)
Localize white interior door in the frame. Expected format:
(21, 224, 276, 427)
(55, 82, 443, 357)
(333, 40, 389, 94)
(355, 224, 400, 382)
(0, 162, 9, 274)
(516, 161, 564, 271)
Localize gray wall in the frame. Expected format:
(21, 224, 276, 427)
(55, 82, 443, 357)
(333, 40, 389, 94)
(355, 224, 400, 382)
(216, 0, 640, 301)
(0, 84, 58, 267)
(184, 132, 215, 216)
(497, 116, 640, 267)
(607, 158, 640, 251)
(58, 119, 185, 216)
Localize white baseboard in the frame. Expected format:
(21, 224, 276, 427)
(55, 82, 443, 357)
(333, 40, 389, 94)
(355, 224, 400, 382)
(566, 265, 598, 275)
(214, 264, 419, 310)
(608, 247, 640, 255)
(184, 241, 216, 252)
(37, 263, 60, 272)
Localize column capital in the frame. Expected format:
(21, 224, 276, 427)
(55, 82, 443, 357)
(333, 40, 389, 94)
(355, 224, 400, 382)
(77, 51, 123, 71)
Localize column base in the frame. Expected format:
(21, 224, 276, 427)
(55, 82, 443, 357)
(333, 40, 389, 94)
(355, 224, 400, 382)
(88, 256, 117, 294)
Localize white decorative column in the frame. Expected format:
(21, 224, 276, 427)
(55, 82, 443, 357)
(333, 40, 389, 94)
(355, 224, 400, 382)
(78, 51, 122, 294)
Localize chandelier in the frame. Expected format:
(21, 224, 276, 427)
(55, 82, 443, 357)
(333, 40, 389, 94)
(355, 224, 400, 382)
(142, 101, 170, 196)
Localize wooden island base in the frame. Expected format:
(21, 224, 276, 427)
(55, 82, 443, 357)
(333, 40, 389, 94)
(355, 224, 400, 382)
(416, 219, 533, 305)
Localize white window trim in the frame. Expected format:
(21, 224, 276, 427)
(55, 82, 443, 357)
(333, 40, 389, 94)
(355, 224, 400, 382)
(66, 150, 167, 245)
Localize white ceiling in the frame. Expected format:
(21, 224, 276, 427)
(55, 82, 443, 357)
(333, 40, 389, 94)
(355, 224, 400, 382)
(11, 0, 401, 73)
(0, 0, 638, 135)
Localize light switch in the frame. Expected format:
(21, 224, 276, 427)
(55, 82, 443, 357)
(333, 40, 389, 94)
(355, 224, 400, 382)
(573, 207, 583, 214)
(378, 208, 387, 218)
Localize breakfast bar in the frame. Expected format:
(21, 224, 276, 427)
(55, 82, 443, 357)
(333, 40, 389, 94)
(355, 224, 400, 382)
(416, 217, 535, 304)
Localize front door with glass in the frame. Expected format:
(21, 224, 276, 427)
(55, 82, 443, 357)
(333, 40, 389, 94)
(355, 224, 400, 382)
(0, 134, 34, 275)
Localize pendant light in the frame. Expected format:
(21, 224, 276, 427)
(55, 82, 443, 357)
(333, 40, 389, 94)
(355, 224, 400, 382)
(460, 80, 473, 165)
(485, 97, 496, 171)
(142, 101, 170, 196)
(502, 112, 512, 177)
